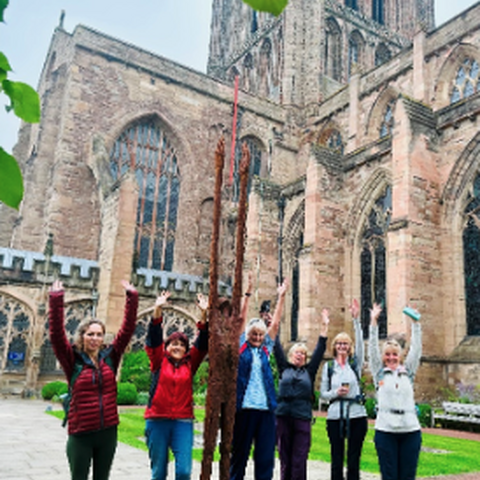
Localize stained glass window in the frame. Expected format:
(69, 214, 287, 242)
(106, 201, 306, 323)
(0, 295, 33, 373)
(360, 186, 391, 338)
(345, 0, 358, 10)
(325, 18, 342, 82)
(327, 130, 344, 154)
(450, 58, 480, 104)
(372, 0, 384, 24)
(375, 43, 391, 67)
(110, 119, 180, 271)
(290, 232, 303, 342)
(463, 174, 480, 336)
(233, 136, 263, 201)
(380, 100, 395, 138)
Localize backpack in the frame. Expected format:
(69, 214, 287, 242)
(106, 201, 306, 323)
(326, 356, 366, 405)
(61, 351, 115, 427)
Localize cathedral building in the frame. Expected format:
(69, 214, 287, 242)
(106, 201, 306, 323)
(0, 0, 479, 399)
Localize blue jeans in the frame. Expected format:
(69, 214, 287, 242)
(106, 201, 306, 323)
(145, 418, 193, 480)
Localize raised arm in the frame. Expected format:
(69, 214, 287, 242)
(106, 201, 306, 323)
(404, 308, 422, 376)
(350, 299, 364, 373)
(368, 302, 383, 386)
(48, 280, 75, 379)
(145, 291, 171, 372)
(239, 271, 253, 329)
(111, 280, 139, 360)
(273, 336, 288, 374)
(267, 278, 289, 340)
(307, 308, 329, 377)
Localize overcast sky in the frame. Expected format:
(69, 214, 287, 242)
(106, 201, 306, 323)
(0, 0, 478, 152)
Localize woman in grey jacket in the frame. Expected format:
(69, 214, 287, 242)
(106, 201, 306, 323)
(320, 299, 368, 480)
(368, 303, 422, 480)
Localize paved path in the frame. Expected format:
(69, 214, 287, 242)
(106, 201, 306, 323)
(0, 397, 478, 480)
(0, 398, 378, 480)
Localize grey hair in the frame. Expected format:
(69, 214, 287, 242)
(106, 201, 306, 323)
(245, 317, 267, 337)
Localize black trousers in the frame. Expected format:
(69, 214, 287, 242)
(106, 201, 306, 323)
(326, 417, 368, 480)
(66, 426, 117, 480)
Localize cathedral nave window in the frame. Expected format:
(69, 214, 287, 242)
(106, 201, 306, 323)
(360, 186, 391, 338)
(110, 120, 180, 271)
(450, 58, 480, 104)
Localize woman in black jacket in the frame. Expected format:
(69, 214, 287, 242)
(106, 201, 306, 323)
(274, 309, 329, 480)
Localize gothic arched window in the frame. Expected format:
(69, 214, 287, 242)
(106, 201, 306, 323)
(251, 10, 258, 33)
(325, 17, 342, 82)
(345, 0, 358, 10)
(290, 232, 303, 341)
(348, 31, 364, 78)
(380, 99, 395, 138)
(450, 58, 480, 104)
(360, 186, 391, 338)
(233, 136, 263, 201)
(110, 119, 180, 271)
(327, 130, 344, 154)
(375, 43, 391, 67)
(372, 0, 384, 24)
(463, 174, 480, 336)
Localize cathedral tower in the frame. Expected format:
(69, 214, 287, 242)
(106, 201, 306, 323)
(207, 0, 435, 105)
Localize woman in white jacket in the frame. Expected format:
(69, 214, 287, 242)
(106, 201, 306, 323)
(368, 304, 422, 480)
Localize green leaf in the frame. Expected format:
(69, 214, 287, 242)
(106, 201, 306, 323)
(0, 147, 23, 209)
(0, 0, 9, 23)
(0, 51, 12, 72)
(242, 0, 288, 16)
(2, 80, 41, 123)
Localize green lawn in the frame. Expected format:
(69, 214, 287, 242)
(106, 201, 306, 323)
(48, 408, 480, 477)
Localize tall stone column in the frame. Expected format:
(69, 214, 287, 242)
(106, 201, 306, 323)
(96, 173, 138, 333)
(388, 96, 442, 355)
(302, 150, 344, 346)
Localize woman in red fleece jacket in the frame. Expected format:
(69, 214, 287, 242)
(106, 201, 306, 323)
(49, 279, 138, 480)
(144, 290, 208, 480)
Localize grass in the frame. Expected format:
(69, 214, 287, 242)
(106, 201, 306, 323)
(47, 408, 480, 477)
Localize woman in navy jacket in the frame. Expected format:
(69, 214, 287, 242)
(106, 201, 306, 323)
(274, 308, 329, 480)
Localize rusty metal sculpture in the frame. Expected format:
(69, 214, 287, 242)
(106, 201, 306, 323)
(200, 138, 251, 480)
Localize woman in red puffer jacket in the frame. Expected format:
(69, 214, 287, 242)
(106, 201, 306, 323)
(144, 290, 208, 480)
(49, 279, 138, 480)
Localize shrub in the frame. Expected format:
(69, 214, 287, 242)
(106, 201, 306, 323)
(193, 361, 209, 395)
(136, 391, 149, 406)
(117, 382, 138, 405)
(41, 381, 68, 400)
(120, 350, 151, 392)
(194, 390, 207, 406)
(365, 397, 377, 419)
(417, 403, 432, 427)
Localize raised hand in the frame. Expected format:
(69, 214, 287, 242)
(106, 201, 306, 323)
(370, 302, 382, 326)
(349, 298, 360, 319)
(155, 291, 171, 308)
(121, 279, 136, 293)
(321, 308, 330, 326)
(50, 279, 64, 293)
(277, 278, 289, 298)
(196, 293, 209, 311)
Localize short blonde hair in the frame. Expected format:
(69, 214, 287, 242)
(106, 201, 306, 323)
(288, 343, 308, 362)
(74, 318, 106, 351)
(331, 332, 354, 357)
(382, 339, 403, 360)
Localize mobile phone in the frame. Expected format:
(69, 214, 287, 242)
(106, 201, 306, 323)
(403, 306, 421, 321)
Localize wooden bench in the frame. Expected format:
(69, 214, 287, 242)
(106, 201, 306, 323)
(431, 402, 480, 428)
